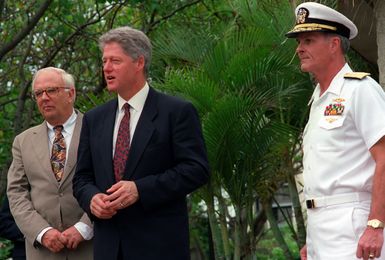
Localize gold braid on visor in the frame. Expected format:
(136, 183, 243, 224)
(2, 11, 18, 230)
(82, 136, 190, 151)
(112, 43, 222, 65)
(289, 23, 337, 33)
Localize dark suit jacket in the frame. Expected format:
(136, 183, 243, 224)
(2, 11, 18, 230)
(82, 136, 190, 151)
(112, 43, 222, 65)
(73, 87, 209, 260)
(0, 196, 26, 260)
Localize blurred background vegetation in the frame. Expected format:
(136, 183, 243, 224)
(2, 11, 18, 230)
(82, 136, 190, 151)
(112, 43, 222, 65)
(0, 0, 382, 259)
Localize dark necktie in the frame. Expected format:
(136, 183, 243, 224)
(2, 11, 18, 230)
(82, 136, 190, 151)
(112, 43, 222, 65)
(51, 125, 66, 182)
(114, 103, 131, 182)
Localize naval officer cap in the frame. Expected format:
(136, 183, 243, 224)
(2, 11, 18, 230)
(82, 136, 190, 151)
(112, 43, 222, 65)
(286, 2, 358, 40)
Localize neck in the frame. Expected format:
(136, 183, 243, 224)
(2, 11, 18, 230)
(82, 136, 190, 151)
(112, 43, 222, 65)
(47, 109, 74, 126)
(314, 59, 346, 96)
(119, 77, 146, 101)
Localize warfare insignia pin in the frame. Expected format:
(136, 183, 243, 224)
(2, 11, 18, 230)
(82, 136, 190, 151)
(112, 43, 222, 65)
(333, 98, 345, 103)
(325, 117, 338, 123)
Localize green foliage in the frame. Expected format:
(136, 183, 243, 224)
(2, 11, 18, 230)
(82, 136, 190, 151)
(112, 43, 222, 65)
(0, 0, 378, 259)
(76, 89, 116, 113)
(0, 239, 13, 259)
(256, 225, 300, 260)
(153, 1, 311, 258)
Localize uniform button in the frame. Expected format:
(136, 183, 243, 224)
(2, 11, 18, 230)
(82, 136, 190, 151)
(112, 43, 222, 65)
(59, 193, 64, 197)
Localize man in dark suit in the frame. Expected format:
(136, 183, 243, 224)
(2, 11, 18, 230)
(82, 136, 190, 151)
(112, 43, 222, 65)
(0, 196, 26, 260)
(73, 26, 209, 260)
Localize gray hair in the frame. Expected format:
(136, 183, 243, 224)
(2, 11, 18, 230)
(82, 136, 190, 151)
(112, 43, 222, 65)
(32, 67, 76, 101)
(99, 26, 152, 76)
(326, 33, 350, 54)
(339, 35, 350, 54)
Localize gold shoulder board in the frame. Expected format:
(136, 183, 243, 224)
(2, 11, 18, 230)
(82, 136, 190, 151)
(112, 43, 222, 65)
(344, 72, 370, 80)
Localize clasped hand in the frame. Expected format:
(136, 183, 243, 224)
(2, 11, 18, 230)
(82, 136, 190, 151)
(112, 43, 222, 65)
(41, 226, 84, 253)
(90, 180, 139, 219)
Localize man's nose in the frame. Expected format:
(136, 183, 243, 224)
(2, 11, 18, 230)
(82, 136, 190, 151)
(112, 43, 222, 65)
(41, 90, 50, 100)
(296, 42, 303, 54)
(104, 60, 112, 71)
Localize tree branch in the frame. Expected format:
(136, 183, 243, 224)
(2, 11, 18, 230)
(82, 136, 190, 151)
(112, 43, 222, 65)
(41, 3, 116, 68)
(147, 0, 202, 33)
(0, 0, 5, 21)
(0, 0, 53, 62)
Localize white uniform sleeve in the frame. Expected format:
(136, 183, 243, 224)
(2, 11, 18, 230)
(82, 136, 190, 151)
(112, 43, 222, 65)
(352, 77, 385, 149)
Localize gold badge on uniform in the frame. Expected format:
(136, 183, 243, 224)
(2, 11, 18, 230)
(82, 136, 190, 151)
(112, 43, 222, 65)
(296, 8, 308, 24)
(325, 117, 338, 123)
(333, 98, 345, 103)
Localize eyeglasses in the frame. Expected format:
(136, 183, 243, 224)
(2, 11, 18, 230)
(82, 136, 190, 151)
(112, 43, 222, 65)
(32, 87, 70, 101)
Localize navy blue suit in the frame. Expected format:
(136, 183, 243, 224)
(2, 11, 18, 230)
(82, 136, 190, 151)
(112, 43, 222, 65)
(0, 196, 26, 260)
(73, 87, 209, 260)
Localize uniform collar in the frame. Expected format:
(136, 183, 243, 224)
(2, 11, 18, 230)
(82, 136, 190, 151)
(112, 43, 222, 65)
(308, 63, 352, 105)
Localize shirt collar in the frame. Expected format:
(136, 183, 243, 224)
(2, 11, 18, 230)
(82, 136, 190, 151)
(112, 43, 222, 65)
(117, 82, 149, 112)
(324, 63, 352, 96)
(46, 109, 77, 133)
(309, 63, 352, 105)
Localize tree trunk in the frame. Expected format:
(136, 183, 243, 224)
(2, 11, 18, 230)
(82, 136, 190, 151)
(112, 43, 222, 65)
(287, 170, 306, 248)
(375, 0, 385, 88)
(205, 192, 224, 259)
(233, 210, 241, 260)
(263, 198, 294, 260)
(218, 195, 232, 260)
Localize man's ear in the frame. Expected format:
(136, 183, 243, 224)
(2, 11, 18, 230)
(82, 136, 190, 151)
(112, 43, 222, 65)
(330, 36, 342, 54)
(136, 56, 145, 72)
(67, 87, 75, 103)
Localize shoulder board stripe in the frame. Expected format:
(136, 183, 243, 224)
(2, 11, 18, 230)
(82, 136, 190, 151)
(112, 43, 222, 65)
(344, 72, 370, 80)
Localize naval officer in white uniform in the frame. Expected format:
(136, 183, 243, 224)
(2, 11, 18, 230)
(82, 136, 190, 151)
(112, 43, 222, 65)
(286, 2, 385, 260)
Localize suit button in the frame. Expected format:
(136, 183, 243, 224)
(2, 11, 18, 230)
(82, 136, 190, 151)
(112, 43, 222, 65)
(59, 193, 64, 197)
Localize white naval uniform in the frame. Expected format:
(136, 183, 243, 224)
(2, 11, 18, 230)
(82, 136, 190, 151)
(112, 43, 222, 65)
(303, 63, 385, 259)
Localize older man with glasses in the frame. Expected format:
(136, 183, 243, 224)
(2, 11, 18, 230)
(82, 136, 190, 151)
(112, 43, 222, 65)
(7, 67, 93, 260)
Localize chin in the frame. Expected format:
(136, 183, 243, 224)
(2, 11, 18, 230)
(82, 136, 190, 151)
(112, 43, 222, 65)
(300, 64, 311, 73)
(107, 84, 119, 92)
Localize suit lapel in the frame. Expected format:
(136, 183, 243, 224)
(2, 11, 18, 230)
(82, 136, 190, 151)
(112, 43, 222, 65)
(102, 99, 119, 185)
(32, 122, 59, 186)
(125, 88, 158, 180)
(60, 112, 83, 185)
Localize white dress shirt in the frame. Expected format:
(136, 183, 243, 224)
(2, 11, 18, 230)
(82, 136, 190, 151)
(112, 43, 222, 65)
(112, 82, 149, 157)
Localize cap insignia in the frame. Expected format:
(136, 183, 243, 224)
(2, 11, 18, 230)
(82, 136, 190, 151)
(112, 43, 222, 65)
(296, 8, 308, 24)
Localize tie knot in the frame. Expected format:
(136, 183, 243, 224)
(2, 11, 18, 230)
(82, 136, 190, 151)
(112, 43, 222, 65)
(123, 103, 130, 113)
(54, 125, 64, 134)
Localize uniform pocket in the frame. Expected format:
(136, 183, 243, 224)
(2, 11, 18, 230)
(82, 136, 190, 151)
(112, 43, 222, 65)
(318, 116, 345, 130)
(351, 204, 370, 239)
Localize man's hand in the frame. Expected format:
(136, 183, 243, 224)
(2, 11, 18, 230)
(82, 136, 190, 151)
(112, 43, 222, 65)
(90, 193, 117, 219)
(105, 181, 139, 210)
(300, 244, 307, 260)
(61, 226, 84, 249)
(356, 227, 384, 260)
(41, 229, 67, 253)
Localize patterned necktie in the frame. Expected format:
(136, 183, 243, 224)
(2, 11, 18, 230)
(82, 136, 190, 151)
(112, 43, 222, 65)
(51, 125, 66, 182)
(114, 103, 131, 182)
